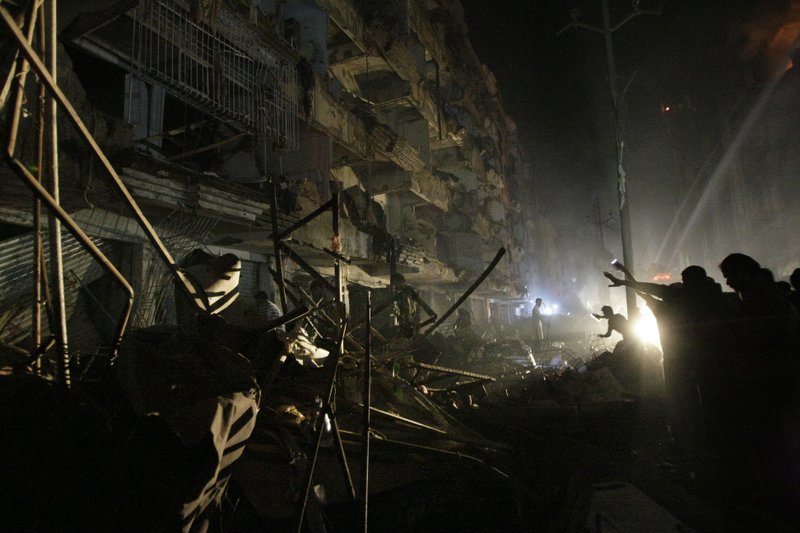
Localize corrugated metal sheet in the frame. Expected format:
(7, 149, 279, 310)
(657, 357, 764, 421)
(0, 231, 117, 350)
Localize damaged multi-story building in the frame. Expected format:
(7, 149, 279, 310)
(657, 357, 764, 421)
(1, 0, 533, 350)
(0, 2, 539, 529)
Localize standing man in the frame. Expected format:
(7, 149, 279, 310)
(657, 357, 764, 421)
(531, 298, 544, 349)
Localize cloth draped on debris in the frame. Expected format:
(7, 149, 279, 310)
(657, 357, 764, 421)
(116, 326, 260, 532)
(279, 327, 329, 366)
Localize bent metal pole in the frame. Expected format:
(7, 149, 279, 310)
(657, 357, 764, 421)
(0, 6, 200, 311)
(417, 247, 506, 341)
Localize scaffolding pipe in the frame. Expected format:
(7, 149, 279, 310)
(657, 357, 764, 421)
(263, 305, 311, 332)
(418, 247, 506, 340)
(332, 191, 342, 328)
(291, 280, 368, 352)
(36, 246, 55, 365)
(271, 196, 335, 241)
(1, 3, 134, 359)
(6, 0, 41, 156)
(0, 5, 200, 311)
(0, 4, 24, 109)
(296, 321, 351, 532)
(32, 4, 45, 372)
(46, 0, 71, 386)
(3, 158, 134, 360)
(278, 241, 336, 295)
(329, 404, 357, 500)
(361, 289, 372, 532)
(266, 267, 304, 308)
(330, 189, 355, 501)
(297, 191, 355, 531)
(372, 436, 511, 480)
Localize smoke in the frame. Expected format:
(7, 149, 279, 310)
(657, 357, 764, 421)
(739, 0, 800, 80)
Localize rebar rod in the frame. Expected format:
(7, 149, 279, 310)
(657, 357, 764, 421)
(263, 305, 310, 332)
(332, 191, 341, 314)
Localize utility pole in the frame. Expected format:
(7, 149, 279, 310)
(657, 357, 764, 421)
(593, 197, 612, 253)
(558, 0, 660, 315)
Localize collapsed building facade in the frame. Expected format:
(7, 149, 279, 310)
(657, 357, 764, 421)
(0, 0, 532, 352)
(0, 0, 539, 530)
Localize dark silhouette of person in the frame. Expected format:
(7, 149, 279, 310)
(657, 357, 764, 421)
(531, 298, 544, 347)
(776, 280, 792, 298)
(790, 267, 800, 314)
(717, 253, 799, 522)
(593, 305, 633, 342)
(605, 265, 729, 453)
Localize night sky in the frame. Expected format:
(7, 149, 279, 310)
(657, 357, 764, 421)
(461, 0, 800, 281)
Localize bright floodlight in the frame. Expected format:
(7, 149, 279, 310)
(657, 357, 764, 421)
(633, 307, 661, 349)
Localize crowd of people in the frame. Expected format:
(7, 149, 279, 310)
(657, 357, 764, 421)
(601, 253, 800, 526)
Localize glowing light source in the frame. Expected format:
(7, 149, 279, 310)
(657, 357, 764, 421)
(633, 308, 661, 349)
(652, 272, 672, 282)
(541, 304, 558, 316)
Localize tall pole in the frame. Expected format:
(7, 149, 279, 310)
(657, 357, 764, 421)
(33, 4, 46, 374)
(47, 0, 70, 386)
(361, 290, 372, 532)
(600, 0, 636, 315)
(557, 0, 659, 316)
(594, 197, 607, 252)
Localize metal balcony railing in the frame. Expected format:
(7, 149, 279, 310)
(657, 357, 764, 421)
(130, 0, 299, 149)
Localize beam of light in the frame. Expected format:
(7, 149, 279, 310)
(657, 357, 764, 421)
(654, 73, 781, 268)
(667, 76, 779, 268)
(653, 144, 720, 266)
